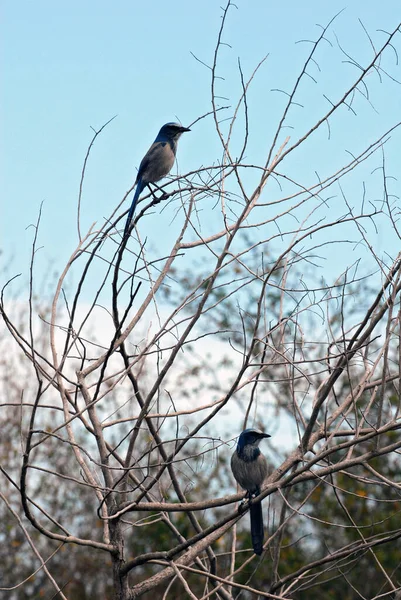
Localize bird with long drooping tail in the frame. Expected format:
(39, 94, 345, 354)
(231, 428, 270, 555)
(124, 122, 190, 236)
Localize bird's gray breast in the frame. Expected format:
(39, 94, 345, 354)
(140, 140, 176, 184)
(231, 451, 268, 494)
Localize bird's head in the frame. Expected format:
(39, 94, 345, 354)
(237, 428, 271, 452)
(156, 122, 191, 142)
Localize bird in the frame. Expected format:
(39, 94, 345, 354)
(124, 122, 191, 236)
(231, 428, 270, 555)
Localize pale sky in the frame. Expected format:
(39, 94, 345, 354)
(1, 0, 400, 294)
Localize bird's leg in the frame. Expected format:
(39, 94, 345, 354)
(247, 487, 261, 504)
(146, 183, 159, 203)
(238, 490, 252, 511)
(238, 488, 261, 515)
(148, 182, 168, 204)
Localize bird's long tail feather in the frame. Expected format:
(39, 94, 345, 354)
(250, 500, 264, 555)
(124, 178, 144, 236)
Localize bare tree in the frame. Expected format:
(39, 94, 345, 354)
(2, 3, 401, 598)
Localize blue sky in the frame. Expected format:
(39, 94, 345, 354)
(1, 1, 401, 296)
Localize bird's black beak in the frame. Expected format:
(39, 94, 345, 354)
(260, 433, 271, 439)
(181, 126, 191, 132)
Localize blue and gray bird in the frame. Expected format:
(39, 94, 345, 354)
(231, 428, 270, 555)
(124, 122, 191, 236)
